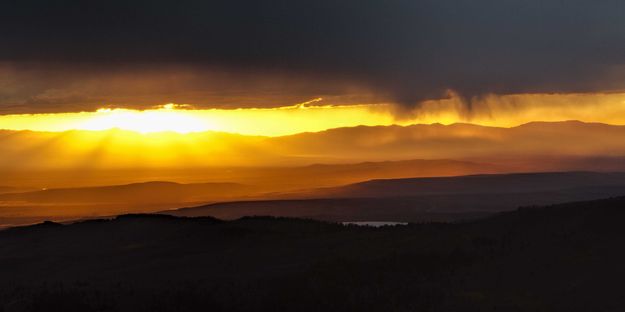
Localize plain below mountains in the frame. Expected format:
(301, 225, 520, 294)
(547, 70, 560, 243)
(0, 158, 503, 227)
(165, 171, 625, 222)
(3, 170, 625, 227)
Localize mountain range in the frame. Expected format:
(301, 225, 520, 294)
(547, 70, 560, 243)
(2, 121, 625, 171)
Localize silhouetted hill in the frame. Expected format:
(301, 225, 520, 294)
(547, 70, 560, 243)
(309, 171, 625, 198)
(2, 196, 625, 311)
(165, 171, 625, 222)
(0, 158, 508, 191)
(0, 181, 256, 228)
(0, 159, 505, 228)
(0, 181, 253, 204)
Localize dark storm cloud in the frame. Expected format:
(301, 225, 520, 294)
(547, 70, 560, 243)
(1, 0, 624, 113)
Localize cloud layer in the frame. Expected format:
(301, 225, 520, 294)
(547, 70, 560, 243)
(1, 0, 624, 113)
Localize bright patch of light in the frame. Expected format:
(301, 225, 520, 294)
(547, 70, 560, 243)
(3, 93, 625, 136)
(80, 105, 209, 133)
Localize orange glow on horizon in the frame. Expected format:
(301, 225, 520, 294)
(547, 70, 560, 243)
(1, 93, 625, 136)
(0, 100, 401, 136)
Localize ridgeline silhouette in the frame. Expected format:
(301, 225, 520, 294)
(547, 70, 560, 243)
(1, 196, 625, 311)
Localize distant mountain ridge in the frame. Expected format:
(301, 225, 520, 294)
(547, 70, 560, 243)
(2, 121, 625, 169)
(270, 120, 625, 162)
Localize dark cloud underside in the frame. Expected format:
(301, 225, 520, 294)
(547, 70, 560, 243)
(1, 0, 624, 113)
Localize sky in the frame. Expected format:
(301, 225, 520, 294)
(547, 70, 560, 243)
(2, 0, 625, 173)
(2, 93, 625, 135)
(1, 0, 625, 118)
(4, 1, 625, 231)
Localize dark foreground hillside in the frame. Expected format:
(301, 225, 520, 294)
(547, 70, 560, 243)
(2, 197, 625, 311)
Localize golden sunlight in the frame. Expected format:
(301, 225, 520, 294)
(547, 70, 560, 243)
(2, 93, 625, 136)
(0, 100, 399, 136)
(83, 105, 209, 133)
